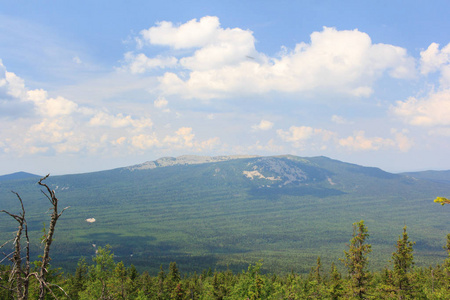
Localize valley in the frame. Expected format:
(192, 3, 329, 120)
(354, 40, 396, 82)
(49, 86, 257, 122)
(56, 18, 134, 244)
(1, 155, 449, 274)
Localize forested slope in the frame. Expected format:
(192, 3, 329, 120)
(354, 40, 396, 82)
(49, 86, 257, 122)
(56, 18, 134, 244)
(1, 155, 449, 274)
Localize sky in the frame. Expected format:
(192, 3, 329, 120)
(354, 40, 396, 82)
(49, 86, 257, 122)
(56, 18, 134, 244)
(1, 1, 450, 175)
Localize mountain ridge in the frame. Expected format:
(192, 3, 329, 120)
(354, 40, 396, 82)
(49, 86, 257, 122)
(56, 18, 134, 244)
(1, 154, 449, 274)
(0, 171, 41, 181)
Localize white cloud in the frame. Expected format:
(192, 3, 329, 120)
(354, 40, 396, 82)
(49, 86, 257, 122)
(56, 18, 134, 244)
(27, 89, 78, 117)
(163, 127, 195, 147)
(154, 97, 168, 108)
(161, 127, 220, 151)
(1, 61, 27, 99)
(124, 52, 178, 74)
(277, 126, 334, 142)
(0, 60, 158, 156)
(29, 117, 76, 144)
(338, 130, 412, 152)
(131, 133, 160, 150)
(392, 43, 450, 129)
(331, 115, 353, 124)
(138, 23, 416, 100)
(89, 111, 153, 130)
(391, 90, 450, 126)
(420, 42, 450, 75)
(339, 131, 391, 151)
(277, 126, 335, 150)
(252, 120, 274, 131)
(139, 16, 223, 49)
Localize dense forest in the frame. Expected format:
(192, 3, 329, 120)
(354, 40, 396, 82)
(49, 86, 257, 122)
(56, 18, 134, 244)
(1, 219, 450, 299)
(1, 170, 450, 299)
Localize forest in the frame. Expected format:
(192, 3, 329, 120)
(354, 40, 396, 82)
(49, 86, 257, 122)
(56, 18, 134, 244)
(1, 220, 450, 299)
(1, 163, 450, 299)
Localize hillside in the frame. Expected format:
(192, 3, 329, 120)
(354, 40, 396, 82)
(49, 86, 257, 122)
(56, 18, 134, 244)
(0, 171, 40, 182)
(1, 155, 450, 274)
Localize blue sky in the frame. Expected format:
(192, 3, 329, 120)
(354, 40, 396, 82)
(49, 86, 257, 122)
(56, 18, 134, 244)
(1, 1, 450, 175)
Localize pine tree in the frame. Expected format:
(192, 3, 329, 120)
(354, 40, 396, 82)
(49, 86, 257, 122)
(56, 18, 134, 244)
(166, 261, 181, 296)
(444, 234, 450, 275)
(391, 225, 415, 299)
(114, 261, 127, 299)
(341, 220, 372, 299)
(315, 256, 322, 283)
(328, 262, 344, 300)
(157, 265, 166, 300)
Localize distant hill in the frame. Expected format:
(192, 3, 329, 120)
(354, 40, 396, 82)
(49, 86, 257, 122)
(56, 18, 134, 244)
(0, 171, 40, 182)
(1, 155, 450, 274)
(402, 170, 450, 184)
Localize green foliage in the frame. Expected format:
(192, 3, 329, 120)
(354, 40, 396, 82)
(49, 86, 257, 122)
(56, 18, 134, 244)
(2, 221, 450, 299)
(328, 262, 344, 300)
(434, 196, 450, 205)
(341, 220, 372, 299)
(445, 234, 450, 273)
(79, 245, 116, 300)
(391, 226, 415, 298)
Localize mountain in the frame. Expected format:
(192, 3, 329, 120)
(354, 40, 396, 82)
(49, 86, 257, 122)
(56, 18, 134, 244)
(0, 171, 40, 182)
(0, 155, 449, 274)
(401, 170, 450, 184)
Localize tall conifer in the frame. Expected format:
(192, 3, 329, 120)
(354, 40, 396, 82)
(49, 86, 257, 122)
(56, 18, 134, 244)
(342, 220, 372, 299)
(391, 226, 415, 299)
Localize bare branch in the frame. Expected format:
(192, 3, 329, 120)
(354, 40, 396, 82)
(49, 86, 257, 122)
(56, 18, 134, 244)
(0, 239, 13, 249)
(41, 190, 54, 205)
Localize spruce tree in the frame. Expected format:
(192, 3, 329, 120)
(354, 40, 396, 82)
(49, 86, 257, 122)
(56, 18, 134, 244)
(328, 262, 344, 300)
(391, 225, 415, 299)
(444, 234, 450, 275)
(342, 220, 372, 299)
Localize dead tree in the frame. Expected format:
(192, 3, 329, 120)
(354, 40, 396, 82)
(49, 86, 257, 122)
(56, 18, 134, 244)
(37, 174, 69, 299)
(1, 192, 31, 300)
(1, 174, 69, 300)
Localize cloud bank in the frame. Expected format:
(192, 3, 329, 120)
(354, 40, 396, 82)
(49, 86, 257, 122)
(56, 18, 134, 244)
(125, 17, 415, 100)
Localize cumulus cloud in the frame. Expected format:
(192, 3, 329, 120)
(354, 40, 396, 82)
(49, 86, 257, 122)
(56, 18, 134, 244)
(154, 97, 169, 109)
(124, 52, 178, 74)
(0, 60, 28, 103)
(420, 42, 450, 75)
(126, 127, 220, 152)
(27, 89, 78, 117)
(338, 130, 412, 152)
(277, 126, 335, 150)
(420, 42, 450, 88)
(391, 90, 450, 126)
(89, 111, 153, 129)
(162, 127, 220, 151)
(0, 61, 33, 117)
(0, 60, 158, 155)
(331, 115, 353, 124)
(278, 126, 334, 142)
(140, 16, 222, 49)
(392, 43, 450, 132)
(252, 120, 274, 131)
(131, 133, 160, 150)
(124, 18, 416, 100)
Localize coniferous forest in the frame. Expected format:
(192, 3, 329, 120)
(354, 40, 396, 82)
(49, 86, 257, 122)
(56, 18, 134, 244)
(1, 158, 450, 299)
(1, 220, 450, 299)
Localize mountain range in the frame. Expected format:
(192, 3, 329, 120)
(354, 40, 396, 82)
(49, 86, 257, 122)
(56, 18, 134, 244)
(1, 155, 449, 274)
